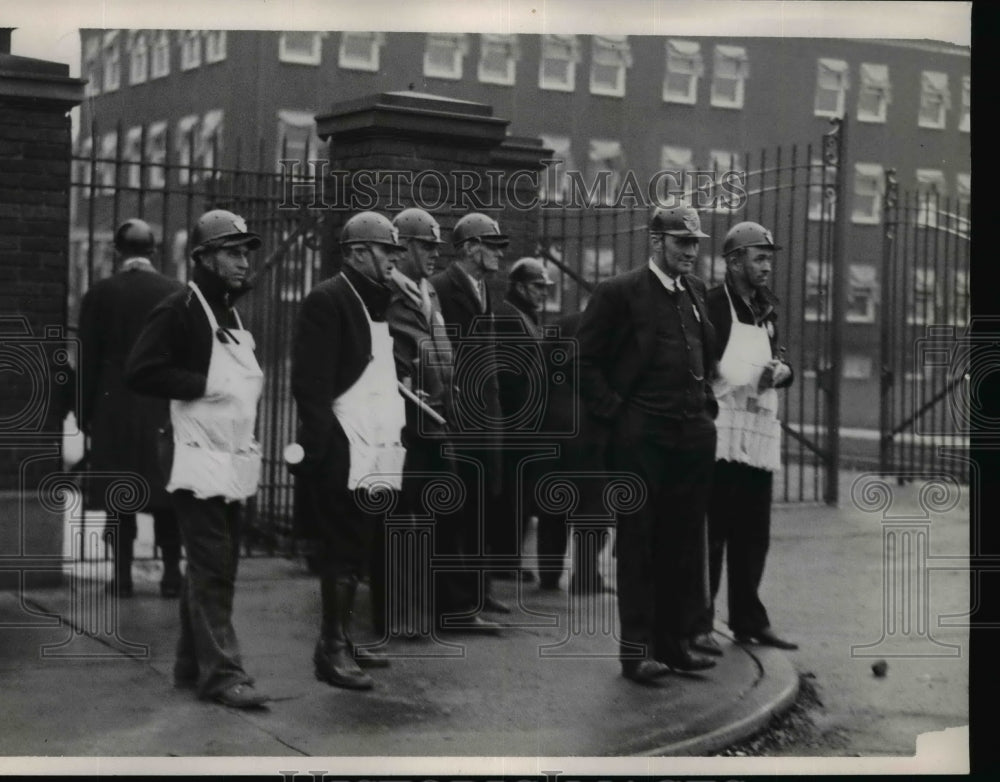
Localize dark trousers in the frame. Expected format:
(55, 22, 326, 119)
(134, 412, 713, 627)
(609, 406, 715, 662)
(103, 509, 182, 550)
(170, 490, 250, 698)
(700, 459, 774, 635)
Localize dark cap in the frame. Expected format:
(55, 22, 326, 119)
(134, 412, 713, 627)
(508, 257, 554, 286)
(649, 205, 710, 238)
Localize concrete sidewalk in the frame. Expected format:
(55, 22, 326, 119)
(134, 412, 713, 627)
(0, 554, 798, 759)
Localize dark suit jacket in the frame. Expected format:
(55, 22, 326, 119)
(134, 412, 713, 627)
(78, 263, 183, 510)
(429, 261, 502, 491)
(576, 266, 718, 469)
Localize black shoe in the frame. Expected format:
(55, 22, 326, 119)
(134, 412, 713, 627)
(352, 645, 391, 669)
(437, 615, 503, 634)
(621, 659, 671, 684)
(657, 639, 717, 672)
(314, 639, 374, 690)
(735, 628, 799, 650)
(212, 683, 269, 708)
(482, 595, 512, 614)
(690, 632, 724, 657)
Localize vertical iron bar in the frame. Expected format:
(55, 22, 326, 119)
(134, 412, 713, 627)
(879, 169, 898, 476)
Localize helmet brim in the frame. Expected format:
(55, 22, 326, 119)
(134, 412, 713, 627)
(662, 228, 710, 239)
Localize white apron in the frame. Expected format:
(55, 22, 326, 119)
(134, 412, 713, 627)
(712, 286, 782, 472)
(167, 282, 263, 502)
(334, 276, 407, 492)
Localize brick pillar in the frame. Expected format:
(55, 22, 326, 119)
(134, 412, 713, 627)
(313, 91, 551, 300)
(0, 50, 85, 588)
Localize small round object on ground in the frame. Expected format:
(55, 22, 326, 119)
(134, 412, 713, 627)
(871, 659, 888, 677)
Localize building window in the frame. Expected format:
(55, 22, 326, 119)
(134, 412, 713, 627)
(710, 45, 748, 109)
(663, 39, 703, 104)
(151, 31, 170, 79)
(77, 136, 93, 193)
(277, 109, 322, 169)
(659, 145, 693, 204)
(814, 58, 848, 117)
(338, 31, 384, 72)
(856, 63, 890, 123)
(843, 355, 873, 380)
(918, 71, 950, 129)
(907, 268, 936, 325)
(176, 115, 200, 184)
(423, 33, 468, 80)
(959, 75, 970, 132)
(538, 134, 576, 205)
(279, 32, 323, 65)
(145, 121, 167, 189)
(584, 139, 625, 206)
(951, 270, 970, 326)
(171, 230, 189, 282)
(83, 36, 101, 96)
(945, 172, 971, 236)
(200, 109, 224, 174)
(846, 264, 878, 323)
(852, 163, 884, 224)
(539, 34, 580, 92)
(706, 150, 743, 211)
(584, 246, 616, 284)
(128, 32, 148, 86)
(180, 30, 201, 71)
(805, 260, 830, 322)
(204, 31, 227, 63)
(478, 34, 519, 85)
(589, 35, 632, 98)
(808, 158, 838, 221)
(124, 126, 143, 189)
(915, 168, 945, 227)
(98, 131, 117, 195)
(102, 32, 120, 93)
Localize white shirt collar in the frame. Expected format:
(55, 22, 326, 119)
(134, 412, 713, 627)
(648, 258, 685, 292)
(122, 257, 155, 272)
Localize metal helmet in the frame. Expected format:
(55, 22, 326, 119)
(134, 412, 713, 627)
(722, 221, 781, 257)
(392, 208, 445, 244)
(191, 209, 261, 258)
(340, 211, 404, 249)
(649, 205, 709, 238)
(451, 212, 509, 247)
(113, 218, 156, 258)
(508, 257, 554, 286)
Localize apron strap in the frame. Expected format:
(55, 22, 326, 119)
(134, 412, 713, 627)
(187, 281, 220, 331)
(342, 273, 375, 328)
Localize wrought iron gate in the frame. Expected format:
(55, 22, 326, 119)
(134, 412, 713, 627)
(538, 121, 850, 504)
(878, 172, 971, 484)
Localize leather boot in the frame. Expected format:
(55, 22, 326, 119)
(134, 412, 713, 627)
(105, 532, 134, 598)
(314, 575, 374, 690)
(160, 543, 182, 599)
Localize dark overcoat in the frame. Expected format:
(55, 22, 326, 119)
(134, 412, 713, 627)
(78, 263, 184, 511)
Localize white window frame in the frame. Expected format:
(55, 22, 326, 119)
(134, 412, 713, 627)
(663, 39, 703, 105)
(98, 131, 117, 195)
(539, 35, 580, 92)
(843, 354, 874, 380)
(589, 35, 632, 98)
(124, 125, 143, 189)
(808, 158, 838, 222)
(204, 31, 227, 64)
(176, 115, 200, 185)
(907, 268, 936, 325)
(277, 109, 322, 170)
(338, 31, 384, 72)
(916, 168, 945, 228)
(102, 32, 120, 93)
(200, 109, 224, 174)
(478, 33, 518, 86)
(180, 30, 202, 71)
(856, 63, 890, 123)
(279, 32, 324, 65)
(538, 134, 575, 205)
(423, 33, 468, 81)
(851, 163, 884, 225)
(814, 58, 848, 118)
(150, 31, 170, 79)
(659, 144, 693, 204)
(584, 139, 624, 206)
(951, 269, 970, 326)
(705, 150, 743, 212)
(128, 32, 148, 85)
(83, 36, 101, 96)
(846, 264, 878, 324)
(805, 260, 831, 322)
(918, 71, 950, 129)
(146, 121, 167, 189)
(959, 75, 970, 132)
(78, 136, 93, 194)
(710, 44, 748, 109)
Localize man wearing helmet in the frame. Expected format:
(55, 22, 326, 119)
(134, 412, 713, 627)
(78, 219, 184, 600)
(491, 257, 555, 582)
(576, 205, 719, 683)
(291, 211, 408, 691)
(126, 209, 269, 709)
(691, 221, 798, 654)
(381, 208, 503, 636)
(429, 212, 512, 617)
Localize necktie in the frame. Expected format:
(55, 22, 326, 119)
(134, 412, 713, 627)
(477, 279, 488, 313)
(419, 278, 433, 323)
